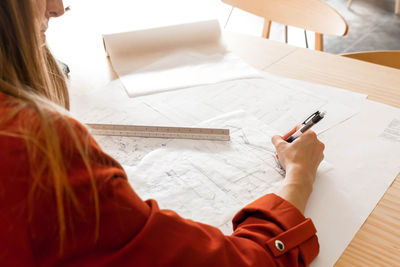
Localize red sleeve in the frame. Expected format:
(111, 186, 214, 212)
(232, 194, 319, 266)
(1, 111, 319, 266)
(49, 179, 319, 267)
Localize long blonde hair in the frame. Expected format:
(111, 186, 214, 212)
(0, 0, 99, 252)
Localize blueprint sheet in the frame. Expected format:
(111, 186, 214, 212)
(122, 100, 400, 267)
(72, 77, 366, 167)
(124, 111, 331, 233)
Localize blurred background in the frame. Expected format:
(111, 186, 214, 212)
(52, 0, 400, 54)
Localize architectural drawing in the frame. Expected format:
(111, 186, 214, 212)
(125, 112, 311, 233)
(78, 77, 363, 170)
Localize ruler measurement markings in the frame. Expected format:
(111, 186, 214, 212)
(86, 123, 230, 141)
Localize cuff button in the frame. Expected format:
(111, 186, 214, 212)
(275, 240, 285, 252)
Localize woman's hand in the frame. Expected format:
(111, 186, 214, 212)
(271, 126, 325, 213)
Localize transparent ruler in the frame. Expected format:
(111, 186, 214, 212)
(86, 123, 230, 141)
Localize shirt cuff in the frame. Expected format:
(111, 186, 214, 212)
(232, 193, 319, 265)
(265, 218, 318, 265)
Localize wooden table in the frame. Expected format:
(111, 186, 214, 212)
(48, 7, 400, 265)
(224, 33, 400, 266)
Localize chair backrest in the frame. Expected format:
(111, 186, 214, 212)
(222, 0, 348, 50)
(342, 51, 400, 70)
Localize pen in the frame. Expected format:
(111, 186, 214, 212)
(285, 111, 326, 143)
(275, 111, 326, 162)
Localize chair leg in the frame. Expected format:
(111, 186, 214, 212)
(396, 0, 399, 15)
(262, 19, 271, 39)
(224, 7, 234, 29)
(285, 25, 288, 43)
(304, 30, 309, 49)
(347, 0, 353, 9)
(315, 33, 323, 51)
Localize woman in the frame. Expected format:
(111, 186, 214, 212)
(0, 0, 325, 266)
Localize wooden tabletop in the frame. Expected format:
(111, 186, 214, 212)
(47, 6, 400, 265)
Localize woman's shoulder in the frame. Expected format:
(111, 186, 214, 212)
(0, 91, 91, 142)
(0, 91, 105, 177)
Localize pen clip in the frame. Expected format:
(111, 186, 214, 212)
(302, 111, 320, 125)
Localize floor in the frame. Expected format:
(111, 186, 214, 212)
(325, 0, 400, 53)
(223, 0, 400, 54)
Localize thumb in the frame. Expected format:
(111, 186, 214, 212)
(271, 135, 285, 148)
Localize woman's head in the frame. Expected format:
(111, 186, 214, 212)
(0, 0, 69, 108)
(37, 0, 65, 43)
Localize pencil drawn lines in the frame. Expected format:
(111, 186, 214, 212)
(126, 111, 317, 229)
(188, 161, 229, 193)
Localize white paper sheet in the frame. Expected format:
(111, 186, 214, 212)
(381, 118, 400, 142)
(125, 111, 332, 233)
(119, 51, 262, 97)
(72, 76, 366, 168)
(123, 100, 400, 267)
(308, 99, 400, 266)
(103, 20, 262, 97)
(139, 77, 366, 135)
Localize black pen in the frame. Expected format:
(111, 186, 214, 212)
(285, 111, 326, 143)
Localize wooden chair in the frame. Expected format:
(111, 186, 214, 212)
(222, 0, 348, 51)
(342, 50, 400, 69)
(348, 0, 400, 15)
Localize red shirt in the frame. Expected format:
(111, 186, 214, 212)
(0, 92, 319, 266)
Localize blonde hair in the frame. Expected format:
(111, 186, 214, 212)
(0, 0, 99, 252)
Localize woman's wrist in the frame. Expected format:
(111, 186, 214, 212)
(286, 166, 315, 188)
(277, 167, 315, 213)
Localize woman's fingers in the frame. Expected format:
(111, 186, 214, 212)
(281, 125, 303, 141)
